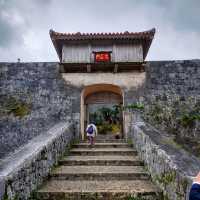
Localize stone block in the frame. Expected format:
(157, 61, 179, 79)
(130, 115, 200, 200)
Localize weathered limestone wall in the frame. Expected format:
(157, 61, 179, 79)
(145, 60, 200, 142)
(146, 60, 200, 99)
(0, 62, 80, 159)
(0, 122, 75, 200)
(0, 60, 199, 158)
(130, 113, 200, 200)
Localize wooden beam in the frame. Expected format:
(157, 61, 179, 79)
(87, 64, 91, 72)
(114, 64, 118, 73)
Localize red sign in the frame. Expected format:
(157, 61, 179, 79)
(94, 52, 111, 62)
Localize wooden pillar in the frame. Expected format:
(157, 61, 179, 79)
(114, 64, 118, 73)
(140, 63, 146, 72)
(87, 64, 91, 72)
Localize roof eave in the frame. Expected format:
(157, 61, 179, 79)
(50, 30, 62, 62)
(49, 28, 156, 62)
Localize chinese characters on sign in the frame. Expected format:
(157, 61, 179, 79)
(94, 52, 111, 62)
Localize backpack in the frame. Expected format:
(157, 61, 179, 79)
(87, 125, 94, 134)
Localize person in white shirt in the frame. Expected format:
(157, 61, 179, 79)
(86, 123, 98, 146)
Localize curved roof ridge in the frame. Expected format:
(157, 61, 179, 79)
(49, 28, 156, 38)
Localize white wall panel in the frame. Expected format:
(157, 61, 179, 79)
(113, 44, 143, 62)
(62, 44, 90, 63)
(62, 43, 143, 63)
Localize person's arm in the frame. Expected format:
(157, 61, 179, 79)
(189, 172, 200, 200)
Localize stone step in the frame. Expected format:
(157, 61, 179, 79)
(37, 180, 161, 200)
(51, 165, 149, 181)
(82, 139, 126, 143)
(69, 148, 137, 156)
(59, 155, 144, 166)
(74, 143, 132, 148)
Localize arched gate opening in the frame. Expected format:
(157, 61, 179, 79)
(80, 84, 124, 140)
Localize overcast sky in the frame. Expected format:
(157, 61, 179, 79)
(0, 0, 200, 62)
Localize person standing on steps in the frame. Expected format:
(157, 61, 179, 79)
(86, 122, 98, 147)
(189, 171, 200, 200)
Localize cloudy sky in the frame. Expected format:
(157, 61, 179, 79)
(0, 0, 200, 62)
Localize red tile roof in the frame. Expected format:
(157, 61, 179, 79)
(49, 28, 155, 41)
(49, 28, 156, 61)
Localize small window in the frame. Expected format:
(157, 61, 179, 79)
(93, 51, 111, 62)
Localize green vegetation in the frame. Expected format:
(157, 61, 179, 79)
(179, 113, 200, 127)
(155, 171, 176, 187)
(154, 171, 188, 200)
(2, 187, 19, 200)
(0, 96, 31, 118)
(126, 196, 146, 200)
(29, 191, 38, 200)
(3, 191, 9, 200)
(144, 96, 200, 129)
(123, 103, 144, 111)
(127, 138, 133, 145)
(162, 138, 182, 150)
(89, 105, 122, 135)
(89, 102, 144, 135)
(143, 96, 200, 156)
(97, 123, 121, 135)
(89, 105, 121, 125)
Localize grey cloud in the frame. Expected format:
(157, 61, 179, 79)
(142, 0, 200, 32)
(0, 0, 199, 61)
(0, 1, 24, 47)
(0, 16, 19, 47)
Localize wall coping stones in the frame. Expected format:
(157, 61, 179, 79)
(131, 115, 200, 200)
(0, 121, 74, 200)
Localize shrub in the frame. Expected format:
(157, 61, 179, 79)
(98, 124, 112, 134)
(0, 96, 31, 118)
(111, 124, 121, 134)
(143, 95, 200, 156)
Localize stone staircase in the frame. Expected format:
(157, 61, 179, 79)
(36, 139, 161, 200)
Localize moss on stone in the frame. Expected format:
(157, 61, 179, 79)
(28, 190, 38, 200)
(180, 177, 188, 193)
(2, 190, 19, 200)
(143, 95, 200, 157)
(0, 96, 31, 118)
(155, 171, 176, 187)
(2, 192, 9, 200)
(127, 197, 145, 200)
(127, 138, 133, 145)
(161, 138, 182, 150)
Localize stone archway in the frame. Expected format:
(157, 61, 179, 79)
(80, 84, 124, 140)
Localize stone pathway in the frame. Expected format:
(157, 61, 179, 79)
(36, 139, 161, 200)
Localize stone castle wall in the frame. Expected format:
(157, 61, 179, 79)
(0, 122, 75, 200)
(130, 113, 200, 200)
(0, 62, 80, 159)
(146, 60, 200, 99)
(0, 60, 199, 159)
